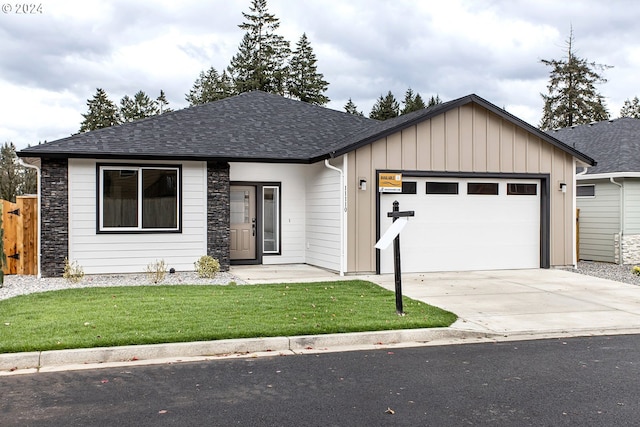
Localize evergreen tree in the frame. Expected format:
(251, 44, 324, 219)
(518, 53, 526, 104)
(119, 90, 159, 123)
(344, 98, 364, 116)
(0, 142, 21, 202)
(79, 88, 120, 132)
(186, 67, 235, 106)
(227, 0, 291, 95)
(157, 90, 173, 114)
(401, 88, 426, 115)
(21, 162, 37, 195)
(0, 142, 37, 200)
(287, 33, 329, 105)
(620, 96, 640, 118)
(539, 29, 612, 130)
(427, 94, 443, 107)
(369, 91, 400, 120)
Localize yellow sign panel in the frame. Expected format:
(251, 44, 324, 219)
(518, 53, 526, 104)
(379, 173, 402, 193)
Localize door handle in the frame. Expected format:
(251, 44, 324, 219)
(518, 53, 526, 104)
(252, 218, 256, 236)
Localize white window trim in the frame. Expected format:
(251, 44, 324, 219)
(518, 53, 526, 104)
(262, 185, 280, 254)
(576, 184, 596, 198)
(98, 165, 181, 232)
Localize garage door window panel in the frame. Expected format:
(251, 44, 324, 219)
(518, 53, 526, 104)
(426, 182, 459, 195)
(468, 182, 499, 195)
(507, 183, 537, 195)
(401, 181, 417, 194)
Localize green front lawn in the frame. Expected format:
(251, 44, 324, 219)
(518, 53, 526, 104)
(0, 280, 457, 353)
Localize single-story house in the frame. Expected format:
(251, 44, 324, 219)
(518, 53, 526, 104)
(18, 91, 595, 277)
(549, 117, 640, 264)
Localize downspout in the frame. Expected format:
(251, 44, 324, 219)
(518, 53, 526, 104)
(610, 177, 624, 265)
(324, 158, 346, 276)
(18, 158, 41, 278)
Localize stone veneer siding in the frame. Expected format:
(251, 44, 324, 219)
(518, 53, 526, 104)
(207, 162, 230, 271)
(40, 158, 68, 277)
(622, 234, 640, 265)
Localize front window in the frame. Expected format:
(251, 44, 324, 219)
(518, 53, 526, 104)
(99, 165, 181, 232)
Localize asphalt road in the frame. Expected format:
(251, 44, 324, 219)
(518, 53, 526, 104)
(3, 334, 640, 426)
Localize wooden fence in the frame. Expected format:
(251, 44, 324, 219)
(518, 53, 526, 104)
(2, 196, 38, 275)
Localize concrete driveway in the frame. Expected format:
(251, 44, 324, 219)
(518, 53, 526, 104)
(231, 265, 640, 338)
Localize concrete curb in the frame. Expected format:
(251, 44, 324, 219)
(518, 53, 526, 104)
(0, 328, 494, 374)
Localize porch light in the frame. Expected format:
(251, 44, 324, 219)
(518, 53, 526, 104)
(559, 182, 567, 193)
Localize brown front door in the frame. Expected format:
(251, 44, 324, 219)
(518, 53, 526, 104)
(230, 186, 256, 260)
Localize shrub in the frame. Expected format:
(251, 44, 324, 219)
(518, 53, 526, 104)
(63, 258, 85, 283)
(194, 255, 220, 278)
(146, 259, 167, 284)
(633, 266, 640, 276)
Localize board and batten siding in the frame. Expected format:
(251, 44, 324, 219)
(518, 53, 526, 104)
(305, 160, 342, 272)
(576, 179, 620, 263)
(346, 103, 576, 273)
(230, 163, 307, 264)
(68, 159, 208, 274)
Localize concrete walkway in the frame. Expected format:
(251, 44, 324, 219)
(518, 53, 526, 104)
(4, 265, 640, 375)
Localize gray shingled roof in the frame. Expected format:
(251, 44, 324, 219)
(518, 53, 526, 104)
(548, 117, 640, 174)
(19, 91, 595, 166)
(18, 91, 375, 163)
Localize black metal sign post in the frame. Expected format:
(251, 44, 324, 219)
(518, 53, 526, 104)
(387, 200, 414, 315)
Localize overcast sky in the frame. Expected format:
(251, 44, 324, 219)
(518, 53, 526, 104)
(1, 0, 639, 150)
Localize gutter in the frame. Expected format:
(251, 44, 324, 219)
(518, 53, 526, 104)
(577, 172, 640, 180)
(17, 158, 42, 278)
(610, 177, 624, 265)
(324, 158, 347, 276)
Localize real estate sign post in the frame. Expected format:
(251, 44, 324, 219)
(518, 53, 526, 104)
(376, 200, 414, 315)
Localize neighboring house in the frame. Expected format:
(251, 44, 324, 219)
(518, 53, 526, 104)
(18, 91, 594, 277)
(549, 117, 640, 264)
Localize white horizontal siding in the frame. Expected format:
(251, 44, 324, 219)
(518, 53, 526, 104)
(577, 180, 620, 263)
(305, 162, 341, 271)
(230, 163, 307, 264)
(623, 179, 640, 234)
(68, 159, 208, 274)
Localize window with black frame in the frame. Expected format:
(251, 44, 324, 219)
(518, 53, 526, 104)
(99, 165, 180, 232)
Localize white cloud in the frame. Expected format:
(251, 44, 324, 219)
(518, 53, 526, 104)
(2, 0, 640, 149)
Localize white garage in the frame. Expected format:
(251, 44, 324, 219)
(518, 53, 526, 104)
(379, 176, 542, 273)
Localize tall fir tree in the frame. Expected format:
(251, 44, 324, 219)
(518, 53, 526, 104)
(79, 88, 120, 132)
(156, 90, 173, 114)
(344, 98, 364, 116)
(186, 67, 235, 106)
(401, 88, 426, 115)
(0, 142, 22, 202)
(0, 142, 37, 200)
(227, 0, 290, 95)
(287, 33, 329, 105)
(620, 96, 640, 119)
(119, 90, 159, 123)
(427, 94, 443, 107)
(370, 91, 400, 120)
(539, 29, 611, 130)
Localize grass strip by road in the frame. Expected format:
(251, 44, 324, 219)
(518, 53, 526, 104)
(0, 280, 457, 353)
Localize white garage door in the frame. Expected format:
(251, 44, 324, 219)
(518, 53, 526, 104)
(379, 177, 540, 273)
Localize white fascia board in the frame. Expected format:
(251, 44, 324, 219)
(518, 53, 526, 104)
(577, 172, 640, 181)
